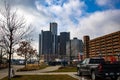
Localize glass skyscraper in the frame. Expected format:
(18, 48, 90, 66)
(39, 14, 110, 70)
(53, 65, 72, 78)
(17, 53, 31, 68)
(39, 30, 53, 61)
(50, 22, 58, 55)
(59, 32, 70, 56)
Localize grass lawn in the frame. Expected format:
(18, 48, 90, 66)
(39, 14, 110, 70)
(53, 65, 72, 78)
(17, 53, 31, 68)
(17, 64, 49, 71)
(1, 75, 77, 80)
(49, 66, 77, 72)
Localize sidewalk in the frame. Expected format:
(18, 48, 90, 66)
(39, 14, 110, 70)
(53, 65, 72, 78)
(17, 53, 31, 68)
(0, 68, 8, 79)
(0, 65, 24, 79)
(16, 72, 78, 79)
(15, 65, 79, 80)
(22, 65, 61, 73)
(0, 65, 79, 80)
(0, 65, 61, 79)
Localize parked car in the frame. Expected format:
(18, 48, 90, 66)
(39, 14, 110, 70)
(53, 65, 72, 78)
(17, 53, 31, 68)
(77, 57, 120, 80)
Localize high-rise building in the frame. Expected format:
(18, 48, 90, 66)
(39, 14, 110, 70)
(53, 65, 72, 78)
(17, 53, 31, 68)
(50, 22, 58, 55)
(39, 30, 53, 61)
(59, 32, 70, 56)
(66, 37, 84, 59)
(83, 36, 90, 58)
(50, 22, 57, 35)
(83, 31, 120, 61)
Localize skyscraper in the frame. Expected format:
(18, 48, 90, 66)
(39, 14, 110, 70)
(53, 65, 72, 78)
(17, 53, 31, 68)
(66, 37, 84, 59)
(39, 30, 53, 61)
(59, 32, 70, 56)
(50, 22, 57, 35)
(50, 22, 58, 55)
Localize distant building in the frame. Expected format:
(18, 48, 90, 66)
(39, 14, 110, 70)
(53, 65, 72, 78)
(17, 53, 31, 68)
(59, 32, 70, 56)
(39, 30, 53, 61)
(83, 31, 120, 61)
(50, 22, 57, 35)
(39, 22, 58, 61)
(83, 36, 90, 58)
(50, 22, 58, 56)
(66, 38, 84, 60)
(57, 35, 60, 57)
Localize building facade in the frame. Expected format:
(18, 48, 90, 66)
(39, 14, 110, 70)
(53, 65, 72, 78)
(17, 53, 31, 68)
(66, 38, 84, 60)
(83, 36, 90, 58)
(39, 22, 72, 61)
(50, 22, 57, 35)
(50, 22, 58, 55)
(84, 31, 120, 61)
(39, 30, 53, 61)
(59, 32, 70, 56)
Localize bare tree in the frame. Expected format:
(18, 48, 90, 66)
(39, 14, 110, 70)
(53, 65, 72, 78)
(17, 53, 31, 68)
(17, 41, 37, 68)
(0, 1, 32, 80)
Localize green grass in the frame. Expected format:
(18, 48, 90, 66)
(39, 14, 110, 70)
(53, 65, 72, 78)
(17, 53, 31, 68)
(17, 64, 49, 71)
(49, 66, 77, 72)
(1, 75, 77, 80)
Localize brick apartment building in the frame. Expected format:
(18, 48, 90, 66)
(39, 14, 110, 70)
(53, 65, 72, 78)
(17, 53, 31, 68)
(84, 31, 120, 61)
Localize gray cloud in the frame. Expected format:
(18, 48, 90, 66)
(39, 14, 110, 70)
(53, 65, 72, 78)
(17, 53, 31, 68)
(68, 9, 120, 40)
(95, 0, 120, 9)
(0, 0, 120, 52)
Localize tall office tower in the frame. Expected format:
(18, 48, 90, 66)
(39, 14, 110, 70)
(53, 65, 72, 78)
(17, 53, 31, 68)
(57, 35, 60, 57)
(39, 34, 41, 56)
(39, 30, 53, 61)
(66, 37, 84, 59)
(59, 32, 70, 57)
(50, 22, 57, 35)
(50, 22, 58, 56)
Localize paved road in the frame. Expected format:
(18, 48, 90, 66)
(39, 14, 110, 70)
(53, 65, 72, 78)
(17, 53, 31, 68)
(15, 65, 79, 79)
(0, 65, 63, 79)
(0, 65, 24, 79)
(21, 65, 61, 73)
(0, 68, 8, 80)
(0, 65, 79, 79)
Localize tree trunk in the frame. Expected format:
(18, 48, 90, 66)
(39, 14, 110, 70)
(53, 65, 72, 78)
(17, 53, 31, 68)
(25, 54, 27, 68)
(8, 52, 11, 80)
(8, 31, 13, 80)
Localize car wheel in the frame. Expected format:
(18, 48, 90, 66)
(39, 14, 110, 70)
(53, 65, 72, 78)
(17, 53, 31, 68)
(91, 71, 97, 80)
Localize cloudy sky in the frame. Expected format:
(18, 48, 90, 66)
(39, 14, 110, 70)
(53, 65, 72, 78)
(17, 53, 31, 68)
(0, 0, 120, 52)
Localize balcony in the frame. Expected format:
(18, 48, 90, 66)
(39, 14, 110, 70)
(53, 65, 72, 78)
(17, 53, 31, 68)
(112, 34, 119, 37)
(106, 40, 112, 44)
(113, 38, 119, 42)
